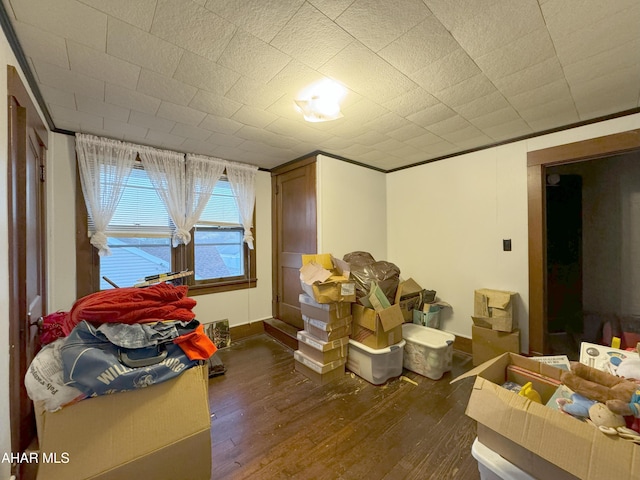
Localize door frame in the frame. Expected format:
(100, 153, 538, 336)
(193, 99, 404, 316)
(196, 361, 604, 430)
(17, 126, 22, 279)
(7, 64, 48, 472)
(527, 128, 640, 355)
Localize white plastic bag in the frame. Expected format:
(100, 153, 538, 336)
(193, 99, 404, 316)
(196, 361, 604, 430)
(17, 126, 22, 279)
(24, 338, 86, 412)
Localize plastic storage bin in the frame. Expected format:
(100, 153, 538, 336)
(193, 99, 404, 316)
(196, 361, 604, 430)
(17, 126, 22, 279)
(471, 438, 536, 480)
(346, 339, 405, 385)
(402, 323, 454, 380)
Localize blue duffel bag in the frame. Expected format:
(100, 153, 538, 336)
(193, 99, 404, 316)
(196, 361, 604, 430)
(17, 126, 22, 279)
(61, 320, 201, 397)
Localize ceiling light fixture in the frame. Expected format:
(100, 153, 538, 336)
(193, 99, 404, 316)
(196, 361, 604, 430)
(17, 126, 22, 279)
(294, 79, 346, 123)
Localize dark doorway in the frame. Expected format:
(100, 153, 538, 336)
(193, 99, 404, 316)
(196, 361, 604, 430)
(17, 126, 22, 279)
(545, 173, 582, 358)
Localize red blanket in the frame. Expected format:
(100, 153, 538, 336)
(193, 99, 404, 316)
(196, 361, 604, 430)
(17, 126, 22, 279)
(69, 283, 197, 326)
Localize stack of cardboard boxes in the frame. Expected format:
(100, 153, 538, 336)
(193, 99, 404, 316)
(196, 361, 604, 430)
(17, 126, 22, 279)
(471, 288, 520, 366)
(295, 254, 356, 384)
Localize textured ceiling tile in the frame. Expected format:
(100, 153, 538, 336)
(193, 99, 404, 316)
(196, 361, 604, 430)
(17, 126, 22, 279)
(475, 28, 556, 81)
(307, 0, 353, 20)
(145, 129, 186, 148)
(157, 101, 207, 126)
(340, 97, 390, 124)
(426, 114, 471, 136)
(563, 39, 640, 86)
(454, 91, 510, 121)
(541, 0, 638, 37)
(151, 0, 236, 62)
(519, 97, 579, 128)
(320, 42, 418, 102)
(351, 130, 393, 146)
(235, 125, 299, 149)
(49, 103, 103, 130)
(137, 69, 197, 106)
(266, 117, 332, 143)
(336, 0, 431, 52)
(78, 0, 157, 31)
(173, 52, 239, 96)
(105, 83, 161, 115)
(76, 95, 130, 122)
(13, 21, 69, 68)
(383, 87, 440, 117)
(270, 2, 354, 70)
(218, 30, 291, 83)
(339, 143, 375, 158)
(363, 111, 413, 133)
(571, 70, 640, 119)
(129, 110, 176, 133)
(266, 95, 308, 122)
(378, 16, 459, 74)
(404, 131, 445, 149)
(103, 118, 149, 139)
(386, 123, 429, 142)
(107, 18, 183, 77)
(9, 0, 107, 50)
(552, 4, 640, 66)
(318, 135, 357, 150)
(231, 105, 278, 129)
(427, 0, 543, 57)
(507, 79, 572, 112)
(32, 59, 105, 99)
(266, 61, 325, 96)
(410, 49, 480, 93)
(407, 102, 457, 128)
(204, 0, 303, 43)
(199, 114, 244, 135)
(190, 90, 242, 118)
(444, 128, 492, 148)
(481, 118, 532, 141)
(435, 74, 496, 108)
(170, 123, 212, 141)
(206, 131, 245, 148)
(38, 84, 76, 109)
(224, 77, 286, 109)
(469, 106, 521, 130)
(491, 57, 565, 98)
(370, 137, 408, 153)
(68, 41, 140, 90)
(180, 138, 218, 156)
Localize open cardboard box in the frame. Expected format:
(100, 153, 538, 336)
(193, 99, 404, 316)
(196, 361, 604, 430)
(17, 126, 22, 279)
(34, 365, 211, 480)
(472, 288, 517, 332)
(453, 353, 640, 480)
(300, 254, 356, 304)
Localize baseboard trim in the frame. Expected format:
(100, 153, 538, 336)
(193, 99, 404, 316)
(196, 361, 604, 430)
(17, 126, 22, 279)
(230, 321, 265, 341)
(453, 335, 472, 355)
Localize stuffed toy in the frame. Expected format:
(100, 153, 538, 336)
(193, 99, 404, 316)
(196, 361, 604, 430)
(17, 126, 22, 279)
(561, 362, 638, 404)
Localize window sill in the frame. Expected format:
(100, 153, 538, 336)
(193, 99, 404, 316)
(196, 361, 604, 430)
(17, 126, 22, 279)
(187, 278, 258, 296)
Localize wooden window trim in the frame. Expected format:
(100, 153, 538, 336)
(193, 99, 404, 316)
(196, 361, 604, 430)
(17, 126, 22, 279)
(75, 161, 257, 296)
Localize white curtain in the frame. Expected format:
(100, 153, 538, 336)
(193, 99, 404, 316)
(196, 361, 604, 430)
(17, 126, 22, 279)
(225, 161, 259, 249)
(140, 149, 226, 246)
(75, 133, 137, 256)
(185, 153, 226, 240)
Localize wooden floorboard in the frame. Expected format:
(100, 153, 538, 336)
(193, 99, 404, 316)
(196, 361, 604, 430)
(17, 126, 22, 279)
(208, 334, 480, 480)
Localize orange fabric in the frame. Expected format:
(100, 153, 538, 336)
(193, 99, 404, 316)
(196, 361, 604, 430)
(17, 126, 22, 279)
(173, 324, 217, 360)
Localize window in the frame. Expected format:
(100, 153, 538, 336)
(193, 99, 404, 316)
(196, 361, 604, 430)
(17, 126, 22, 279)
(77, 164, 256, 296)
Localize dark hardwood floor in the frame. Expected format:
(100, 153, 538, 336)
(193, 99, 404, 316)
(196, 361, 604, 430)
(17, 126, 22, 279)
(207, 334, 480, 480)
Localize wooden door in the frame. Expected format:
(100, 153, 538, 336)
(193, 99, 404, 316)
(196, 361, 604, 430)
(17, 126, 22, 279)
(8, 65, 48, 479)
(272, 158, 317, 329)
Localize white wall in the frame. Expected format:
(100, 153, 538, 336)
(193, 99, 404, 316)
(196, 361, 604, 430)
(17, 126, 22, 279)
(387, 113, 640, 353)
(47, 143, 273, 329)
(317, 154, 387, 260)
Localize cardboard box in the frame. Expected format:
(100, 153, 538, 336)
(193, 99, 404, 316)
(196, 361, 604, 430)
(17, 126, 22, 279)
(297, 330, 349, 364)
(472, 324, 520, 366)
(397, 278, 425, 321)
(351, 303, 404, 349)
(453, 353, 640, 480)
(302, 315, 351, 342)
(35, 365, 211, 480)
(299, 254, 356, 303)
(294, 350, 346, 385)
(298, 293, 351, 323)
(472, 288, 517, 332)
